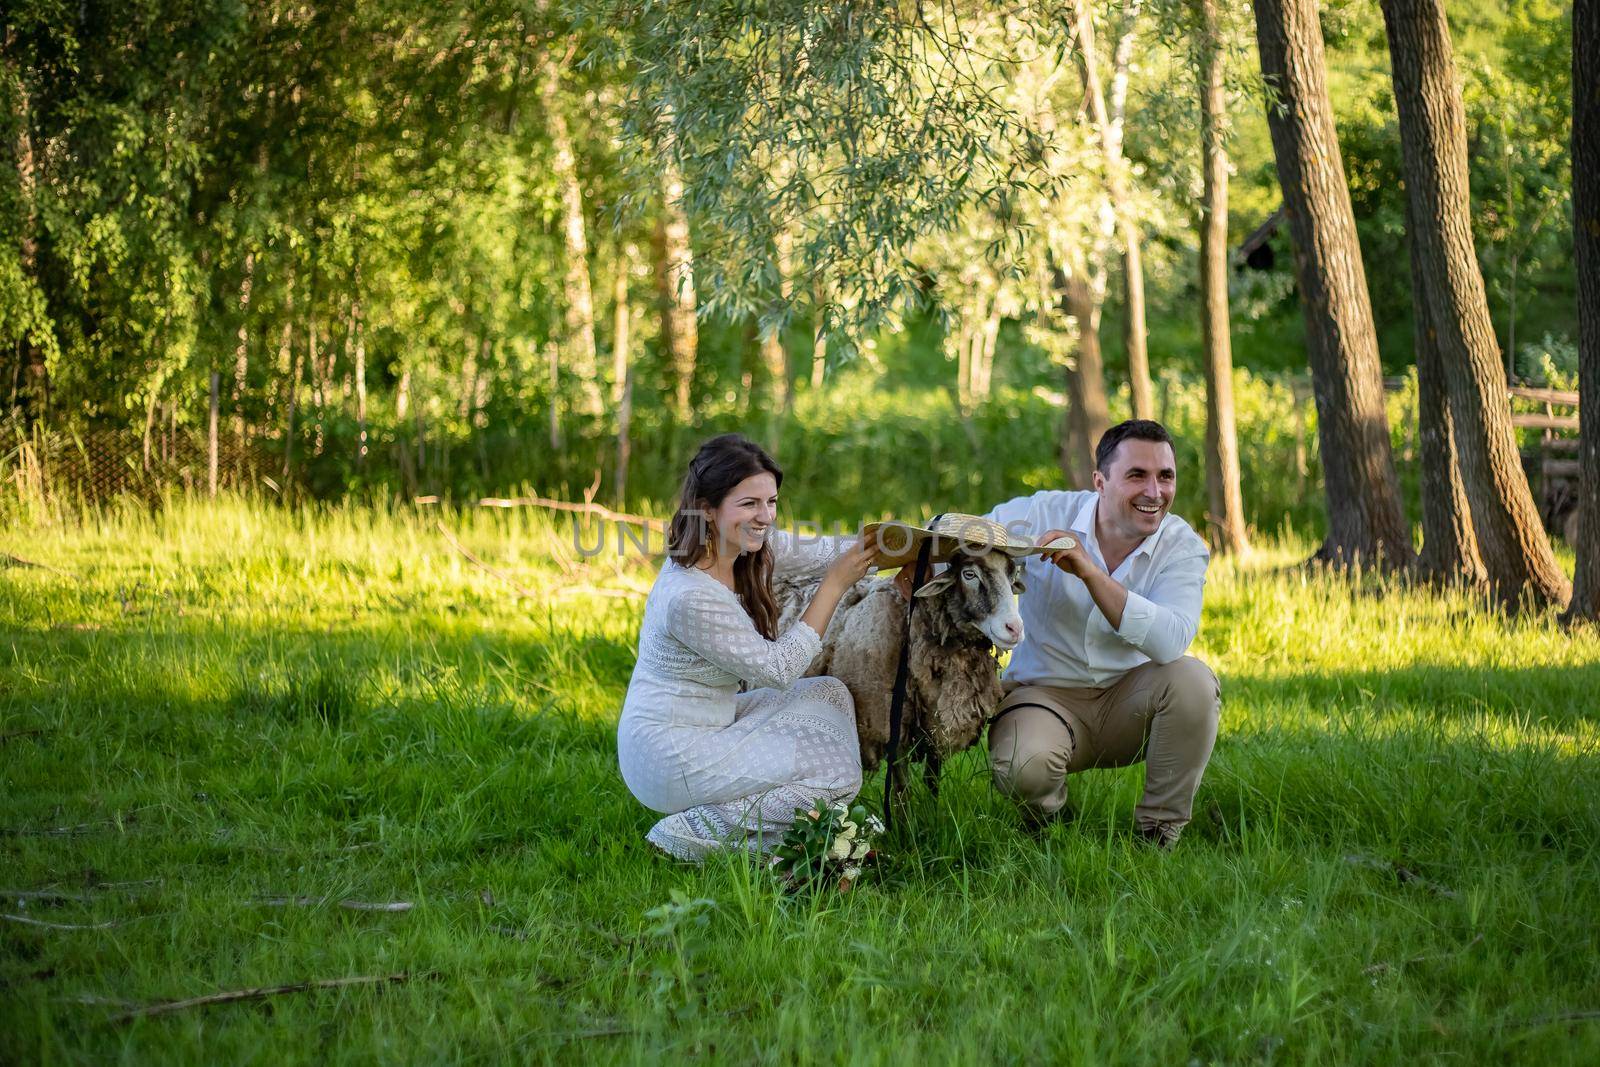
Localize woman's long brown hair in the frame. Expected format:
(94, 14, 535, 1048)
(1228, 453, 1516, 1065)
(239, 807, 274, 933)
(667, 433, 784, 640)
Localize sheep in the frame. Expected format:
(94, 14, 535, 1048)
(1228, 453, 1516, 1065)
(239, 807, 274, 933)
(774, 548, 1026, 795)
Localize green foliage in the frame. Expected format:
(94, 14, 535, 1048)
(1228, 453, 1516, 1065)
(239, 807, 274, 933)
(1516, 331, 1579, 391)
(0, 0, 1580, 551)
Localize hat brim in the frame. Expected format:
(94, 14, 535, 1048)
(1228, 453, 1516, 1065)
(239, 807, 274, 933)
(861, 523, 1077, 570)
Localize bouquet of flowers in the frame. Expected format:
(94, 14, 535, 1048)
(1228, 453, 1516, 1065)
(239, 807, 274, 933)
(769, 801, 884, 892)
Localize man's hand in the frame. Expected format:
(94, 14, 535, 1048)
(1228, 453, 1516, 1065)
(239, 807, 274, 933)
(1036, 529, 1096, 581)
(1035, 529, 1129, 630)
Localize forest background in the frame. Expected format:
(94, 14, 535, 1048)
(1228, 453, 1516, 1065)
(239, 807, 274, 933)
(0, 0, 1579, 534)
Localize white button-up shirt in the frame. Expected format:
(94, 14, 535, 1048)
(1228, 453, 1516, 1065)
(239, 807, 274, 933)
(985, 490, 1211, 688)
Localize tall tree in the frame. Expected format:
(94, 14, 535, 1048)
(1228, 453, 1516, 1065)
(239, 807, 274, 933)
(1070, 0, 1154, 420)
(541, 39, 603, 418)
(1380, 0, 1569, 606)
(762, 226, 794, 417)
(1251, 0, 1413, 568)
(2, 21, 50, 423)
(232, 252, 254, 453)
(613, 245, 634, 504)
(1567, 0, 1600, 623)
(1194, 0, 1249, 554)
(1409, 198, 1486, 584)
(656, 153, 698, 417)
(1058, 270, 1114, 489)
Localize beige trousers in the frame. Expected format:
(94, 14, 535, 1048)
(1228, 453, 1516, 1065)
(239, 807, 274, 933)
(987, 656, 1220, 838)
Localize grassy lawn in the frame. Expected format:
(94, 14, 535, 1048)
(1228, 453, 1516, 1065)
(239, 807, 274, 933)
(2, 499, 1598, 1064)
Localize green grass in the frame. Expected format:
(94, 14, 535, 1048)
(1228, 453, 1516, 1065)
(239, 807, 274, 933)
(2, 498, 1598, 1064)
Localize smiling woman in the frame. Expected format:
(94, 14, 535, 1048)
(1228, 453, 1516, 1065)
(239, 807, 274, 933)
(616, 434, 882, 862)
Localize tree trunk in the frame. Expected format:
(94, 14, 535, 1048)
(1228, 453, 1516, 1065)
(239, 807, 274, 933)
(656, 148, 699, 417)
(207, 369, 220, 497)
(307, 301, 324, 458)
(762, 227, 794, 416)
(1567, 0, 1600, 622)
(1412, 242, 1487, 584)
(548, 342, 562, 450)
(616, 364, 634, 507)
(811, 282, 828, 389)
(1070, 0, 1153, 421)
(1059, 272, 1113, 488)
(233, 253, 254, 453)
(142, 391, 158, 470)
(975, 304, 1001, 402)
(396, 368, 416, 494)
(283, 342, 301, 483)
(612, 245, 632, 407)
(4, 28, 48, 424)
(1196, 0, 1249, 555)
(542, 45, 603, 418)
(352, 296, 367, 469)
(1381, 0, 1568, 605)
(1251, 0, 1413, 568)
(953, 294, 976, 412)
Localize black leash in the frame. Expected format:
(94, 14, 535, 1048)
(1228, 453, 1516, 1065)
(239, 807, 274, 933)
(882, 514, 942, 830)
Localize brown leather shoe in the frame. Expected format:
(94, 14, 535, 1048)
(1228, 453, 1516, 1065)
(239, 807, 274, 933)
(1136, 823, 1181, 851)
(1020, 803, 1076, 836)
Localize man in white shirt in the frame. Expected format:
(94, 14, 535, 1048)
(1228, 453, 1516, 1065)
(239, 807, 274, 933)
(983, 420, 1219, 848)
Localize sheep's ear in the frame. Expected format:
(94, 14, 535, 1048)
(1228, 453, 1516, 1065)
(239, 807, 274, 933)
(1011, 579, 1026, 595)
(913, 575, 955, 598)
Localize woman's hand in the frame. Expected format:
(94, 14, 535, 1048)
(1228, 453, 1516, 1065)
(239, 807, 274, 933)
(802, 537, 881, 639)
(822, 536, 879, 590)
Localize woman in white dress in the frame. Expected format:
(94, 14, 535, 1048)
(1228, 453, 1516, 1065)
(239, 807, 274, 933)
(618, 433, 879, 861)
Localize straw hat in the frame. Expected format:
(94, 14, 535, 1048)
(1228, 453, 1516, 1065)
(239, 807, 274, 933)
(860, 514, 1079, 570)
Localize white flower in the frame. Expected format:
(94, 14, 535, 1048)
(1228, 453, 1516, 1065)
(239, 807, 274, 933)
(835, 823, 857, 844)
(866, 814, 886, 835)
(850, 839, 870, 861)
(829, 835, 853, 860)
(842, 865, 862, 881)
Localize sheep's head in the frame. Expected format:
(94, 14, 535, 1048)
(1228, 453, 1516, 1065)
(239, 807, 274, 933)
(912, 549, 1026, 651)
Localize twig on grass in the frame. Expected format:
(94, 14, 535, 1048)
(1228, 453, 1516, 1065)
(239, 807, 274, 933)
(1, 806, 152, 838)
(550, 1022, 636, 1040)
(1, 819, 118, 838)
(58, 994, 141, 1010)
(3, 888, 96, 904)
(0, 728, 46, 744)
(251, 896, 414, 912)
(436, 521, 541, 600)
(1363, 934, 1484, 976)
(1343, 854, 1459, 899)
(2, 913, 124, 930)
(1, 551, 76, 578)
(546, 1005, 755, 1043)
(1521, 1010, 1600, 1028)
(490, 924, 531, 941)
(3, 881, 162, 905)
(416, 493, 665, 531)
(106, 972, 425, 1024)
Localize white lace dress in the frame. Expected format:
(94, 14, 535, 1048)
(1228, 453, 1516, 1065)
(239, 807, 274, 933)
(618, 532, 864, 858)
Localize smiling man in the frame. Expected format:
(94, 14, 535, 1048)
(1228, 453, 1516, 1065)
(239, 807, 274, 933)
(983, 420, 1220, 849)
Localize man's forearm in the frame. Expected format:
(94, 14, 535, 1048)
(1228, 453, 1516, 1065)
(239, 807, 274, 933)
(1080, 565, 1129, 630)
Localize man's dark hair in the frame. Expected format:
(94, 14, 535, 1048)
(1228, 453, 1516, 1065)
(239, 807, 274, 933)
(1095, 419, 1174, 473)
